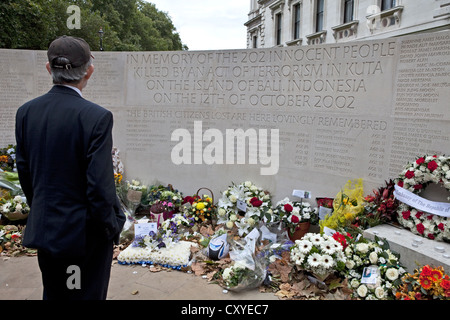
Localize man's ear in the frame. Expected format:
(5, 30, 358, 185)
(85, 64, 94, 80)
(46, 62, 51, 75)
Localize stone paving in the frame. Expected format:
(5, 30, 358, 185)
(0, 255, 278, 300)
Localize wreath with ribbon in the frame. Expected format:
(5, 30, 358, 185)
(394, 155, 450, 242)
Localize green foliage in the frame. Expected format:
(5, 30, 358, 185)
(0, 0, 187, 51)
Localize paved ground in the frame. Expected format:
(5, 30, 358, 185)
(0, 255, 279, 300)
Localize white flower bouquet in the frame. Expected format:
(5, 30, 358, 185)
(217, 181, 272, 236)
(1, 195, 29, 221)
(290, 232, 346, 282)
(273, 197, 317, 234)
(222, 242, 267, 291)
(343, 235, 406, 300)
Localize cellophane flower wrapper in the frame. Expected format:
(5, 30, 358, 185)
(320, 179, 364, 232)
(119, 201, 137, 243)
(222, 240, 267, 291)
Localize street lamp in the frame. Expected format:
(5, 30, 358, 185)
(98, 27, 104, 51)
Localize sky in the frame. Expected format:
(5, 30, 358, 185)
(146, 0, 250, 51)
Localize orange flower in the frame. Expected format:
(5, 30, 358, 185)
(441, 278, 450, 290)
(430, 269, 443, 282)
(420, 265, 433, 277)
(419, 276, 433, 290)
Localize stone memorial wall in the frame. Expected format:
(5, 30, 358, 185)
(1, 31, 449, 202)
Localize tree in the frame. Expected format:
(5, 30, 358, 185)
(0, 0, 187, 51)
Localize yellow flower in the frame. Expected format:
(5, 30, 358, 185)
(196, 202, 205, 210)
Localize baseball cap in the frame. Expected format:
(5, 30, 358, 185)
(47, 35, 94, 70)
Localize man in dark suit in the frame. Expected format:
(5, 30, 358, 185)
(15, 36, 125, 300)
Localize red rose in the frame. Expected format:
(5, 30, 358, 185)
(284, 203, 293, 212)
(416, 211, 423, 219)
(291, 215, 299, 223)
(398, 180, 404, 188)
(250, 197, 263, 207)
(416, 157, 425, 165)
(428, 233, 435, 240)
(414, 184, 423, 190)
(405, 170, 415, 179)
(427, 160, 438, 172)
(438, 223, 445, 231)
(402, 210, 411, 219)
(416, 223, 425, 234)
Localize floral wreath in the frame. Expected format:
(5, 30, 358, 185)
(217, 181, 272, 236)
(395, 155, 450, 242)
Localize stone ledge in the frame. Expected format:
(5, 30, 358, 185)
(363, 224, 450, 273)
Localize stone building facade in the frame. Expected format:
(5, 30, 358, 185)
(245, 0, 450, 48)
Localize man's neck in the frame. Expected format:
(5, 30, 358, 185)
(61, 84, 83, 97)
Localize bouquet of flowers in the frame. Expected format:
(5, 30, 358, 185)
(395, 264, 450, 300)
(396, 155, 450, 242)
(273, 197, 317, 235)
(0, 144, 16, 172)
(358, 180, 399, 229)
(112, 147, 124, 185)
(342, 235, 406, 300)
(217, 181, 272, 236)
(222, 262, 266, 291)
(143, 184, 183, 209)
(0, 225, 22, 254)
(1, 195, 29, 221)
(290, 232, 346, 282)
(319, 179, 365, 233)
(221, 241, 267, 291)
(132, 214, 194, 250)
(183, 193, 216, 223)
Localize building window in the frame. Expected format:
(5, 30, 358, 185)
(276, 13, 282, 45)
(253, 35, 258, 48)
(293, 3, 301, 40)
(381, 0, 396, 11)
(316, 0, 324, 33)
(343, 0, 354, 23)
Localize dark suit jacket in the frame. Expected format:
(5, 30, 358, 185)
(15, 85, 125, 258)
